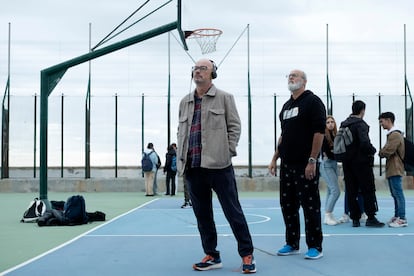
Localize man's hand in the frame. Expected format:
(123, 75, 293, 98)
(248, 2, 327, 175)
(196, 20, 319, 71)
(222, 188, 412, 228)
(268, 159, 278, 176)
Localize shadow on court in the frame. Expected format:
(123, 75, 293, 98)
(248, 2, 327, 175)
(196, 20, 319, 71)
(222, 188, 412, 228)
(3, 196, 414, 276)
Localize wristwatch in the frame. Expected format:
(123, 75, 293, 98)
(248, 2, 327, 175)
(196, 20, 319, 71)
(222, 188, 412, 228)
(308, 157, 317, 164)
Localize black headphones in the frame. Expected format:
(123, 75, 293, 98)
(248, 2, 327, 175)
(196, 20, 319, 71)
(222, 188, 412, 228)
(191, 60, 218, 79)
(210, 60, 217, 79)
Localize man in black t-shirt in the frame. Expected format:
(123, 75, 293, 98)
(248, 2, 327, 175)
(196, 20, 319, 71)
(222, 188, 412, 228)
(269, 69, 326, 260)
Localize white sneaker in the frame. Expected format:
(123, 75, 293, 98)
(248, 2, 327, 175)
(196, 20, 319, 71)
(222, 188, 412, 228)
(389, 218, 408, 228)
(387, 216, 398, 226)
(324, 213, 339, 226)
(360, 213, 368, 222)
(338, 214, 350, 223)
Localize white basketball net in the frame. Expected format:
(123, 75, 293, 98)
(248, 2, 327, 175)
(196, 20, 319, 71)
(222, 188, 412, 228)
(188, 28, 223, 55)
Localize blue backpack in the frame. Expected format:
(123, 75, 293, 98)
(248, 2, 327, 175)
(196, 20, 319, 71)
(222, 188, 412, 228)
(141, 151, 154, 172)
(171, 155, 177, 172)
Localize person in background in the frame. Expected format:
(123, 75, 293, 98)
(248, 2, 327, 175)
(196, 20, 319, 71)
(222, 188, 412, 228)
(378, 112, 408, 227)
(180, 174, 192, 208)
(153, 146, 161, 195)
(339, 100, 384, 227)
(269, 69, 325, 260)
(320, 115, 341, 225)
(338, 188, 366, 223)
(143, 142, 159, 196)
(164, 143, 177, 196)
(177, 58, 256, 273)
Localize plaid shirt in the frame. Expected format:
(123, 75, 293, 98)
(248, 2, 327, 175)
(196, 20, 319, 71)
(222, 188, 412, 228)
(188, 96, 202, 168)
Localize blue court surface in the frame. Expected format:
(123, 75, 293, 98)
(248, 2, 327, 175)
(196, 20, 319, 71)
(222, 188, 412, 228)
(3, 195, 414, 276)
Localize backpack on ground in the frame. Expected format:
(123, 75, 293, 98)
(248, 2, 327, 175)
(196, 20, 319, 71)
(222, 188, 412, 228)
(171, 155, 177, 172)
(141, 151, 154, 172)
(333, 126, 353, 162)
(20, 198, 46, 222)
(38, 197, 105, 226)
(87, 211, 106, 222)
(51, 195, 88, 226)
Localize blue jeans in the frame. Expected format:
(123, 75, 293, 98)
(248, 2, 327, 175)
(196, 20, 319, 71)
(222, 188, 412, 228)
(344, 189, 364, 214)
(388, 175, 406, 219)
(320, 159, 340, 213)
(153, 168, 159, 194)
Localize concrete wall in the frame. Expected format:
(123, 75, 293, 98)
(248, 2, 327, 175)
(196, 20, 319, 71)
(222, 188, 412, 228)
(1, 166, 413, 193)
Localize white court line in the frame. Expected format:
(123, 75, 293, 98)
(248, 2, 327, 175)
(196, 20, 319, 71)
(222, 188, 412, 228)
(184, 213, 271, 227)
(85, 232, 414, 238)
(1, 198, 160, 275)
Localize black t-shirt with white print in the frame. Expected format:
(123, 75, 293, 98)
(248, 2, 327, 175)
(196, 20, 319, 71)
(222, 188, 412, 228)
(278, 90, 326, 165)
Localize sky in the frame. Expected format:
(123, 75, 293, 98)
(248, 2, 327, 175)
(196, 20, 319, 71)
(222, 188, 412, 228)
(1, 0, 414, 168)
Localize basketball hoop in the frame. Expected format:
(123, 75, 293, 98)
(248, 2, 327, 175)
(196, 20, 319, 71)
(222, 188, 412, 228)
(185, 28, 223, 54)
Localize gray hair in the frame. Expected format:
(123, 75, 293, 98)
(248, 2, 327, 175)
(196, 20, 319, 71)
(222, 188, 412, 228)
(301, 71, 307, 81)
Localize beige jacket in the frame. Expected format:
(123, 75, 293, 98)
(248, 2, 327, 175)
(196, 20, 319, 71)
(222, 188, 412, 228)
(379, 130, 405, 178)
(177, 85, 241, 175)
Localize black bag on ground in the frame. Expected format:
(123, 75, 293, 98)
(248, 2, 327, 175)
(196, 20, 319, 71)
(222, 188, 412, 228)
(51, 200, 65, 211)
(87, 211, 106, 222)
(37, 195, 106, 226)
(37, 210, 61, 226)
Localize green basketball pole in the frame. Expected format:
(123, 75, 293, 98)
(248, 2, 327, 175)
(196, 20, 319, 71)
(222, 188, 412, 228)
(39, 21, 181, 208)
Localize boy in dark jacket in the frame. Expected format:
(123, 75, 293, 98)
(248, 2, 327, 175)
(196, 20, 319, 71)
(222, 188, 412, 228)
(340, 100, 384, 228)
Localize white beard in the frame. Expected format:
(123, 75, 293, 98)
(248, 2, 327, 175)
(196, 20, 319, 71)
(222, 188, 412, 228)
(288, 80, 303, 92)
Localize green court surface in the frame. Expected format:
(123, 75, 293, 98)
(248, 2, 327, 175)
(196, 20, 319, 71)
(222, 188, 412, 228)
(0, 192, 153, 272)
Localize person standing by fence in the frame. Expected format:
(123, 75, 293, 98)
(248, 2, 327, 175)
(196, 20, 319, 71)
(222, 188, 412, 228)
(142, 143, 159, 196)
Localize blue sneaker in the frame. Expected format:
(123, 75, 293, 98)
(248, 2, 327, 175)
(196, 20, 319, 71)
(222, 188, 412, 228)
(304, 248, 323, 260)
(277, 245, 300, 256)
(193, 255, 223, 271)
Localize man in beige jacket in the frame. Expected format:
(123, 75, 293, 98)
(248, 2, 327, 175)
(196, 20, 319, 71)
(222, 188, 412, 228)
(379, 112, 408, 227)
(177, 58, 256, 273)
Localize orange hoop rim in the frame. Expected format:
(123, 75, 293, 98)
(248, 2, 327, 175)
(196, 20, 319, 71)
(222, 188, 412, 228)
(187, 28, 223, 38)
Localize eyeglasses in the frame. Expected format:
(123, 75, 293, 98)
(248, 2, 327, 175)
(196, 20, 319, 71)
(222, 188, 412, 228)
(192, 66, 209, 72)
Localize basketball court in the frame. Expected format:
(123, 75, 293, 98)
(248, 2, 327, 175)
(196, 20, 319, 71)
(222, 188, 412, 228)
(2, 1, 414, 275)
(3, 194, 414, 275)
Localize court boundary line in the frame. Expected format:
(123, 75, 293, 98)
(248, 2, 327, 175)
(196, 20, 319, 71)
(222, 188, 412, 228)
(1, 198, 160, 275)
